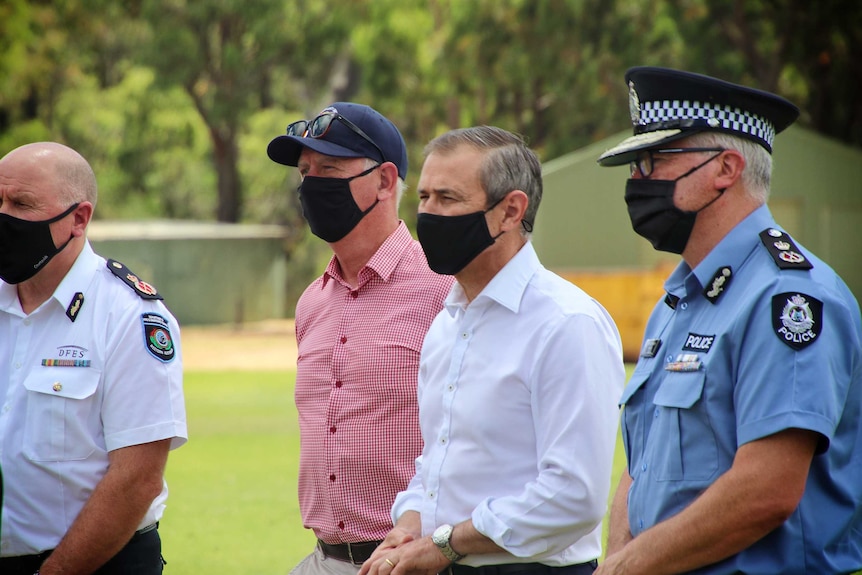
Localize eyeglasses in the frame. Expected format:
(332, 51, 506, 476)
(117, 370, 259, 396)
(286, 112, 387, 164)
(630, 147, 726, 177)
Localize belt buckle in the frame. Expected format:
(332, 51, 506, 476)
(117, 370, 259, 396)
(346, 542, 360, 565)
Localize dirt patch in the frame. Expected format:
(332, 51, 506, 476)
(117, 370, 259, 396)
(180, 319, 297, 371)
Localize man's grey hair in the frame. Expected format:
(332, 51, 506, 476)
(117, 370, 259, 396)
(364, 157, 407, 207)
(686, 132, 772, 203)
(424, 126, 542, 236)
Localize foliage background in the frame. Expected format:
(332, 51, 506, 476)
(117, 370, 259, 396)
(1, 0, 859, 232)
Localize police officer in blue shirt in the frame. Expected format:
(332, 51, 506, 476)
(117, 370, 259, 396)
(593, 67, 862, 575)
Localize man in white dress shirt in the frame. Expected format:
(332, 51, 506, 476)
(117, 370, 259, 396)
(360, 126, 625, 575)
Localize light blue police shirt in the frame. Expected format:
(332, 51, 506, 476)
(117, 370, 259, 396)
(621, 205, 862, 574)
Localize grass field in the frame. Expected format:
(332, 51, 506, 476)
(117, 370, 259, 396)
(161, 367, 629, 574)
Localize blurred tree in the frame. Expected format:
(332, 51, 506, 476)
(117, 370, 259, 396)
(136, 0, 367, 222)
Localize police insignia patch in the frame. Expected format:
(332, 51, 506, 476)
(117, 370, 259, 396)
(772, 292, 823, 350)
(142, 313, 176, 362)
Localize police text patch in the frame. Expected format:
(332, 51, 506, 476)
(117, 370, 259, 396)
(142, 313, 176, 362)
(682, 333, 715, 353)
(771, 292, 822, 350)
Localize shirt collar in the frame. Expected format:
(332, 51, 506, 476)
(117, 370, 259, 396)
(664, 204, 774, 302)
(445, 241, 541, 316)
(322, 222, 414, 288)
(0, 241, 99, 317)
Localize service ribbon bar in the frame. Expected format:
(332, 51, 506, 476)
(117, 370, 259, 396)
(41, 359, 91, 367)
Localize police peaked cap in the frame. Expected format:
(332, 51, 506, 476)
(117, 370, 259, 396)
(598, 67, 800, 166)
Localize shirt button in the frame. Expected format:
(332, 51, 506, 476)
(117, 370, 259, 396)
(329, 426, 337, 434)
(666, 355, 674, 363)
(461, 332, 468, 339)
(654, 409, 660, 418)
(447, 384, 454, 391)
(440, 437, 447, 444)
(642, 463, 647, 471)
(428, 492, 435, 498)
(639, 519, 644, 529)
(335, 381, 343, 388)
(350, 291, 358, 299)
(23, 319, 31, 326)
(330, 474, 336, 482)
(340, 336, 347, 344)
(680, 302, 689, 310)
(338, 521, 345, 529)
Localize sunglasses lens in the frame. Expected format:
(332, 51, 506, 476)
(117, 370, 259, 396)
(286, 120, 308, 137)
(308, 113, 334, 138)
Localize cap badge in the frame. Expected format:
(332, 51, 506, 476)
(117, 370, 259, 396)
(628, 80, 641, 125)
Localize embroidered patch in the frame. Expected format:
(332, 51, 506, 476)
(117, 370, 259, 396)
(641, 338, 662, 358)
(665, 353, 702, 372)
(682, 333, 716, 353)
(142, 313, 175, 362)
(66, 292, 85, 322)
(772, 292, 823, 350)
(703, 266, 732, 304)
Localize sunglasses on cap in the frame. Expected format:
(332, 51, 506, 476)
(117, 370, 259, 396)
(286, 112, 387, 164)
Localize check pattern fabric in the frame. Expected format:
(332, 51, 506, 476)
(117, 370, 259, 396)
(639, 100, 776, 148)
(294, 222, 453, 544)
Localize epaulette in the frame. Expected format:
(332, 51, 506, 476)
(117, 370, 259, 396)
(758, 228, 813, 270)
(106, 259, 163, 300)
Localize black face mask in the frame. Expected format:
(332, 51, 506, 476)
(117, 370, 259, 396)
(298, 164, 379, 242)
(416, 198, 504, 276)
(0, 203, 79, 284)
(625, 158, 724, 254)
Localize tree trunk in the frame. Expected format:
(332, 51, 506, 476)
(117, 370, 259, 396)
(211, 127, 242, 223)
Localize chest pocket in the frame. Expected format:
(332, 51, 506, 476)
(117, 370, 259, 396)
(23, 370, 101, 462)
(650, 370, 719, 482)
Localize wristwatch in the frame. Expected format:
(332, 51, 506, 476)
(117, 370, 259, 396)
(432, 524, 465, 562)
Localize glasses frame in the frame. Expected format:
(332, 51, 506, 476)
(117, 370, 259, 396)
(631, 147, 726, 178)
(286, 112, 387, 164)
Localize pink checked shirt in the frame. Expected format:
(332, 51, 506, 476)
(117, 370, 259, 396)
(294, 222, 453, 544)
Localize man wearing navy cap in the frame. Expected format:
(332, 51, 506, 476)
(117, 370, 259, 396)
(595, 67, 862, 574)
(267, 103, 452, 574)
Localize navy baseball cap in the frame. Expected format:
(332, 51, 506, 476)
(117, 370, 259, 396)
(598, 67, 800, 166)
(267, 102, 409, 179)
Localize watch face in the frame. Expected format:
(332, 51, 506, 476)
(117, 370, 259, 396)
(432, 524, 452, 546)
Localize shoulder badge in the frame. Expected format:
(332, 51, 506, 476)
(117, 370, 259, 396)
(141, 312, 176, 362)
(772, 292, 822, 350)
(759, 229, 813, 270)
(106, 259, 163, 300)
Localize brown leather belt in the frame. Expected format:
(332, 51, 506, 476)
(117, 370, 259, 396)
(317, 539, 382, 565)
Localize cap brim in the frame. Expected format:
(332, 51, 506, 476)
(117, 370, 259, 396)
(267, 135, 366, 167)
(597, 129, 692, 166)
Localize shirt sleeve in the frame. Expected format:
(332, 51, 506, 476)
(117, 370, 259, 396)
(471, 311, 625, 557)
(735, 280, 859, 449)
(391, 454, 425, 524)
(101, 298, 188, 452)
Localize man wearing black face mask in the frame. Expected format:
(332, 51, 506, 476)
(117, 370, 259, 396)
(360, 126, 625, 575)
(266, 103, 453, 575)
(0, 142, 187, 575)
(594, 68, 862, 575)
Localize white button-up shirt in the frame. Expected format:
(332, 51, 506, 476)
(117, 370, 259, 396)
(0, 242, 187, 556)
(392, 242, 625, 566)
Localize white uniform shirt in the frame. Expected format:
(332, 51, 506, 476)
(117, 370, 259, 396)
(392, 242, 625, 566)
(0, 241, 188, 556)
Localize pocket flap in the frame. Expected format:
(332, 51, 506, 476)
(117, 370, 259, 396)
(653, 371, 706, 409)
(24, 370, 101, 400)
(620, 371, 650, 405)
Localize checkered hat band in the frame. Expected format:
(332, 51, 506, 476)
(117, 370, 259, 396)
(639, 100, 776, 147)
